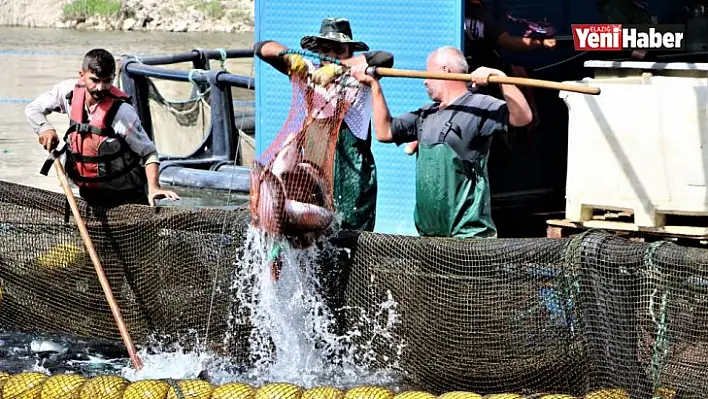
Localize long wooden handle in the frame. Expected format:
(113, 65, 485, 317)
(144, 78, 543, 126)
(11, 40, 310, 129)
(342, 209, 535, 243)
(367, 67, 601, 95)
(53, 158, 144, 370)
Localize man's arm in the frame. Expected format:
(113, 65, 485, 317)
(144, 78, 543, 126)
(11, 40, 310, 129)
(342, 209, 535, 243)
(497, 33, 555, 52)
(255, 39, 395, 72)
(112, 104, 179, 204)
(25, 81, 71, 134)
(470, 67, 532, 127)
(342, 51, 395, 69)
(25, 80, 73, 151)
(362, 78, 418, 144)
(365, 79, 394, 142)
(499, 82, 533, 127)
(254, 40, 290, 75)
(475, 7, 555, 52)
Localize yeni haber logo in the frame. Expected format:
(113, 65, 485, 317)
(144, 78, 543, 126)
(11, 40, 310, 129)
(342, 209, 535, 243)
(571, 24, 686, 51)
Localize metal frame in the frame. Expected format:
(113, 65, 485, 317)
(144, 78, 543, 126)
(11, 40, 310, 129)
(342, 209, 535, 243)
(119, 49, 255, 174)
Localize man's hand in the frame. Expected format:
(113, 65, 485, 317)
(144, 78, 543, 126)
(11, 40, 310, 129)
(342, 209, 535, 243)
(311, 64, 344, 86)
(469, 66, 506, 87)
(350, 65, 376, 86)
(147, 188, 180, 206)
(283, 53, 308, 78)
(404, 141, 418, 155)
(38, 129, 59, 152)
(631, 50, 648, 60)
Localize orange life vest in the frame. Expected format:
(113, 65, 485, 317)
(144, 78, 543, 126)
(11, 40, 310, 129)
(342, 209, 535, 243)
(63, 83, 145, 190)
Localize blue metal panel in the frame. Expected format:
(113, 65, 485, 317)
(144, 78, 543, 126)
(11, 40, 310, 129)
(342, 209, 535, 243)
(254, 0, 463, 235)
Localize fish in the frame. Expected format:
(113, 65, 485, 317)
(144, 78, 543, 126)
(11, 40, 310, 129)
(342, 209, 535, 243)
(251, 134, 335, 238)
(250, 132, 336, 280)
(281, 161, 333, 210)
(30, 339, 68, 355)
(251, 166, 287, 235)
(0, 331, 130, 375)
(284, 199, 334, 233)
(270, 133, 301, 179)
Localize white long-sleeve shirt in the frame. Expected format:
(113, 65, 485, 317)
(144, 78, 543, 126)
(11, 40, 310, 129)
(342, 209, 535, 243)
(302, 59, 373, 141)
(25, 79, 159, 164)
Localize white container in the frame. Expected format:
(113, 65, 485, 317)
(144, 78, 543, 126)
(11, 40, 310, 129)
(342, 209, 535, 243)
(560, 61, 708, 227)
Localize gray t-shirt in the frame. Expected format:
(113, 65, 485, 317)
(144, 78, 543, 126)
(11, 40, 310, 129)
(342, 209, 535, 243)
(390, 91, 509, 162)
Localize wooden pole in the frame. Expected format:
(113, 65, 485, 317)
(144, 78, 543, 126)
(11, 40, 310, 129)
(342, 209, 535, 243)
(52, 158, 144, 370)
(367, 67, 601, 95)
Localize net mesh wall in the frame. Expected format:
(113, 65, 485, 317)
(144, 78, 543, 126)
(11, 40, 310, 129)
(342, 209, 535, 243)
(146, 77, 212, 159)
(1, 179, 708, 398)
(0, 180, 250, 356)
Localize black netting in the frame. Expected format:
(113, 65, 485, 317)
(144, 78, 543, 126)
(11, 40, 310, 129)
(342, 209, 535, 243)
(1, 179, 707, 398)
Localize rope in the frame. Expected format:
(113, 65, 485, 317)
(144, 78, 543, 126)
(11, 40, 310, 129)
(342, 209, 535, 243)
(533, 51, 590, 72)
(187, 69, 210, 97)
(278, 48, 343, 65)
(204, 47, 354, 343)
(645, 241, 670, 399)
(203, 54, 256, 345)
(215, 48, 229, 71)
(114, 53, 145, 89)
(164, 378, 186, 399)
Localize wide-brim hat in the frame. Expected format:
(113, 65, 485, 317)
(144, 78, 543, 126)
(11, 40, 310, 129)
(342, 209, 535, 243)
(300, 18, 370, 52)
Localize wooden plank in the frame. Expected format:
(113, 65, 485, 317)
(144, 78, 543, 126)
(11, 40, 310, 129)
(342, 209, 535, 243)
(547, 218, 708, 241)
(566, 202, 708, 229)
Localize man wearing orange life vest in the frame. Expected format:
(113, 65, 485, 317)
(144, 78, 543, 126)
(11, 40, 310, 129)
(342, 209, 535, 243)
(25, 48, 179, 207)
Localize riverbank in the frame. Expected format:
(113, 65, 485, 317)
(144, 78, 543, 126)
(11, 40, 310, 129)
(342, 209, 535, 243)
(0, 0, 254, 34)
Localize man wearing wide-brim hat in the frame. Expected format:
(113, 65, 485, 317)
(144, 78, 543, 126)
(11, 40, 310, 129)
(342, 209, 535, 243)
(254, 17, 393, 325)
(254, 17, 394, 234)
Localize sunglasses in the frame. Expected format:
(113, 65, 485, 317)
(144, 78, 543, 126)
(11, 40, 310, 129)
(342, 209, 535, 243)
(318, 45, 347, 55)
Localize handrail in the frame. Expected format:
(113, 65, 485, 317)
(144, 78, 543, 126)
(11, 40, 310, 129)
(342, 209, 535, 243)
(118, 50, 256, 183)
(133, 48, 254, 66)
(122, 59, 255, 89)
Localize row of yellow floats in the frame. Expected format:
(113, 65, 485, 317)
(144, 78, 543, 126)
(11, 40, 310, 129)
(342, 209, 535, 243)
(0, 371, 661, 399)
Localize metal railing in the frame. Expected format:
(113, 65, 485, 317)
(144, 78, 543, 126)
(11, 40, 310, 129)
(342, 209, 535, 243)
(118, 48, 255, 192)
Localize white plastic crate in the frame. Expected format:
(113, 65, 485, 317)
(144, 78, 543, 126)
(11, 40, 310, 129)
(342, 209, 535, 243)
(560, 61, 708, 227)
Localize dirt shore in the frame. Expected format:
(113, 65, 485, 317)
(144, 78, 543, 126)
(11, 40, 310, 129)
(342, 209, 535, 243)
(0, 0, 254, 33)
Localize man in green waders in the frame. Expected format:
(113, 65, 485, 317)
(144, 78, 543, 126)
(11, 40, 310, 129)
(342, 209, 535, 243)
(352, 46, 533, 238)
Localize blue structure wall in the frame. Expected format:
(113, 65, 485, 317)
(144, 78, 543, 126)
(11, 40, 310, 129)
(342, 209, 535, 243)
(254, 1, 464, 235)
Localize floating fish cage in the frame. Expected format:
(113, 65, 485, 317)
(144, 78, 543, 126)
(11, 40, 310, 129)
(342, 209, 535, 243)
(1, 179, 708, 398)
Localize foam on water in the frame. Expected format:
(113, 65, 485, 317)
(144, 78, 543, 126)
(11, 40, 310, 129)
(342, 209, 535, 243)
(121, 339, 213, 382)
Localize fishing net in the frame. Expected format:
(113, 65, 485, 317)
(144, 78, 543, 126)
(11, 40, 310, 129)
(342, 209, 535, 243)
(0, 180, 250, 355)
(2, 53, 708, 399)
(1, 179, 708, 398)
(146, 77, 212, 159)
(249, 51, 364, 250)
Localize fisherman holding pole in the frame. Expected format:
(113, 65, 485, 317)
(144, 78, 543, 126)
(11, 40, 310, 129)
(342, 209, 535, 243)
(351, 46, 533, 239)
(23, 48, 185, 370)
(25, 48, 179, 208)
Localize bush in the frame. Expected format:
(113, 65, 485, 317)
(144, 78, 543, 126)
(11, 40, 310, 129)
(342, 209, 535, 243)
(63, 0, 122, 19)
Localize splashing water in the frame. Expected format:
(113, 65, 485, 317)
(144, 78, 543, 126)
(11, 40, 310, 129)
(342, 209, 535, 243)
(217, 226, 407, 389)
(120, 332, 215, 381)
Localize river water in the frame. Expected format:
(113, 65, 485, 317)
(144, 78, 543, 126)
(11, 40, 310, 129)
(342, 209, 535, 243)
(0, 26, 255, 207)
